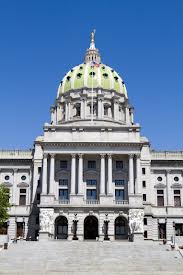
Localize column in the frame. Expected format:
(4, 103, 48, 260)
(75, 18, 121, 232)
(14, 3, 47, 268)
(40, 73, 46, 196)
(13, 169, 18, 205)
(113, 98, 119, 121)
(42, 153, 48, 194)
(129, 154, 134, 194)
(107, 154, 113, 195)
(166, 170, 172, 206)
(135, 154, 141, 194)
(71, 154, 76, 195)
(68, 101, 71, 120)
(100, 154, 105, 195)
(125, 106, 130, 124)
(65, 102, 68, 121)
(49, 154, 55, 194)
(78, 154, 83, 195)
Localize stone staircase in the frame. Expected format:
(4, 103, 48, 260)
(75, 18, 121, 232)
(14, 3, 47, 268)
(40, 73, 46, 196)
(0, 241, 183, 274)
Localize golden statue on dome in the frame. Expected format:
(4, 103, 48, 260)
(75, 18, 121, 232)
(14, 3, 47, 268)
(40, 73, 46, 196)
(91, 29, 96, 44)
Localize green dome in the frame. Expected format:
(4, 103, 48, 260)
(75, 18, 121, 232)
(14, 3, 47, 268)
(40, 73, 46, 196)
(57, 63, 128, 98)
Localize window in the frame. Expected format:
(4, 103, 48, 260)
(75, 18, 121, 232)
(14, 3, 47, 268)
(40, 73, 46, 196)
(115, 189, 125, 201)
(38, 180, 41, 187)
(116, 161, 123, 169)
(144, 218, 147, 225)
(144, 230, 148, 238)
(36, 193, 40, 202)
(60, 160, 67, 169)
(21, 175, 26, 181)
(88, 160, 96, 169)
(59, 179, 68, 186)
(38, 167, 42, 174)
(157, 190, 164, 206)
(115, 180, 125, 186)
(143, 194, 146, 202)
(104, 105, 108, 116)
(157, 176, 162, 182)
(175, 224, 183, 236)
(59, 189, 68, 200)
(4, 175, 9, 181)
(86, 179, 97, 186)
(86, 189, 97, 200)
(142, 168, 146, 175)
(19, 189, 26, 206)
(142, 181, 146, 188)
(174, 190, 181, 207)
(76, 104, 81, 116)
(174, 176, 179, 182)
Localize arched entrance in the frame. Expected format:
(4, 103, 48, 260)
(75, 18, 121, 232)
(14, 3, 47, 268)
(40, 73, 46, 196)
(55, 216, 68, 239)
(84, 216, 98, 240)
(115, 216, 128, 240)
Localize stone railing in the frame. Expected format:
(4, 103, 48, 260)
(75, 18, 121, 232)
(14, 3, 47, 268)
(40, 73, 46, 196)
(0, 150, 32, 159)
(114, 200, 129, 205)
(85, 200, 99, 205)
(59, 199, 70, 205)
(151, 151, 183, 160)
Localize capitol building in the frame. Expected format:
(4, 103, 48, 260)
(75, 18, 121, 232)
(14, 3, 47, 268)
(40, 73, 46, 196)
(1, 32, 183, 242)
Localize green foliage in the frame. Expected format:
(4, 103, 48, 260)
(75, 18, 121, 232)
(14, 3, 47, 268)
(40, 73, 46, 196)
(0, 185, 11, 226)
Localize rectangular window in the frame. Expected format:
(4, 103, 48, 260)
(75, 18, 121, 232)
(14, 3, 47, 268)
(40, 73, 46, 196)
(115, 189, 125, 201)
(174, 190, 181, 207)
(115, 180, 125, 186)
(157, 190, 164, 206)
(144, 218, 147, 225)
(38, 167, 42, 174)
(60, 160, 67, 169)
(59, 179, 68, 186)
(19, 189, 26, 206)
(116, 161, 123, 169)
(86, 179, 97, 186)
(175, 224, 183, 236)
(142, 181, 146, 188)
(144, 230, 148, 238)
(59, 189, 68, 200)
(86, 189, 97, 200)
(143, 194, 146, 201)
(88, 161, 96, 169)
(142, 168, 146, 175)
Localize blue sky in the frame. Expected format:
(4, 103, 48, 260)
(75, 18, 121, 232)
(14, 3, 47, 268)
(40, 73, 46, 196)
(0, 0, 183, 150)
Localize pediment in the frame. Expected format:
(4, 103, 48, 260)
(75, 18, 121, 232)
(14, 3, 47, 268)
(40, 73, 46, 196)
(154, 183, 166, 189)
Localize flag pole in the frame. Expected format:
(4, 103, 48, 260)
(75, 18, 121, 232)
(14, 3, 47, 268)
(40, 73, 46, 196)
(91, 67, 94, 122)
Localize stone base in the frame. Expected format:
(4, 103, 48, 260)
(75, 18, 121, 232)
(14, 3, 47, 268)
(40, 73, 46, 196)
(100, 194, 113, 205)
(39, 231, 49, 241)
(40, 194, 55, 205)
(70, 194, 84, 205)
(129, 194, 143, 208)
(133, 233, 144, 242)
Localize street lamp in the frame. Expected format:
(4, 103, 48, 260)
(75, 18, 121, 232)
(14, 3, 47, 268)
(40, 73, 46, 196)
(104, 214, 110, 241)
(72, 214, 78, 240)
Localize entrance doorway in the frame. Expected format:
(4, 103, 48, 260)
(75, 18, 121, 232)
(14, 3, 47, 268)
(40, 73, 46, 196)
(16, 222, 24, 238)
(55, 216, 68, 239)
(158, 223, 166, 239)
(84, 216, 98, 240)
(115, 217, 128, 240)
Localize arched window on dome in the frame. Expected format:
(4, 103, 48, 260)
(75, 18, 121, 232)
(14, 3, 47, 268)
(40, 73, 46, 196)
(73, 103, 81, 118)
(88, 102, 97, 117)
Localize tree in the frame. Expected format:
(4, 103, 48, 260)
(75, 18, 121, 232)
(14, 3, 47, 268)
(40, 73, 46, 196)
(0, 185, 11, 227)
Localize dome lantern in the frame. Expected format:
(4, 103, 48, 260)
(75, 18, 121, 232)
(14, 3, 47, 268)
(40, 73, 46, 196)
(84, 30, 101, 64)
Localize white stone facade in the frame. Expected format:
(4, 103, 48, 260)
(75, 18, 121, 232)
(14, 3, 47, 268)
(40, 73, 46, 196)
(0, 34, 183, 242)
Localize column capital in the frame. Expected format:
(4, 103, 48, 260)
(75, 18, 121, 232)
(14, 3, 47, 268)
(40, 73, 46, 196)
(107, 153, 112, 158)
(166, 169, 172, 175)
(129, 154, 134, 159)
(50, 153, 55, 158)
(136, 153, 141, 159)
(43, 153, 48, 158)
(13, 168, 19, 173)
(78, 153, 83, 158)
(100, 153, 106, 158)
(71, 153, 76, 158)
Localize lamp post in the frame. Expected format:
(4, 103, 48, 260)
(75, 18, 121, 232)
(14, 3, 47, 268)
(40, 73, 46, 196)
(72, 214, 78, 240)
(104, 214, 110, 241)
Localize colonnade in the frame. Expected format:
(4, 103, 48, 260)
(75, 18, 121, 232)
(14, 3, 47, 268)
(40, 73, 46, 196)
(41, 153, 142, 198)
